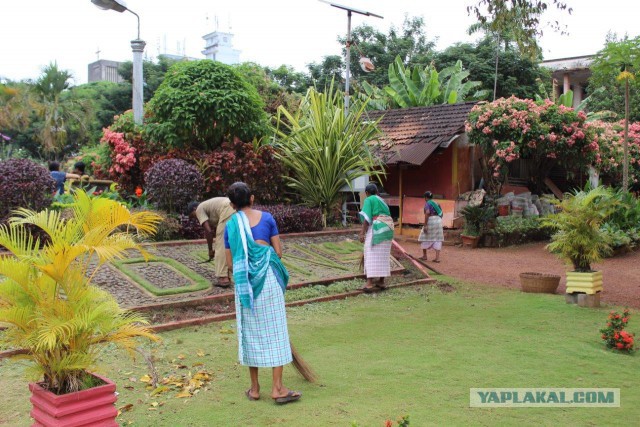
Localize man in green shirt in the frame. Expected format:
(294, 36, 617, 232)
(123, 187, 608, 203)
(187, 197, 236, 287)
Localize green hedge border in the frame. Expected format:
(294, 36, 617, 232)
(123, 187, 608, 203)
(112, 256, 211, 296)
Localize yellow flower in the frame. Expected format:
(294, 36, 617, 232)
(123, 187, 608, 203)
(616, 70, 636, 82)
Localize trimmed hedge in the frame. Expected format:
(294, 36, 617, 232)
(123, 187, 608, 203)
(113, 256, 210, 296)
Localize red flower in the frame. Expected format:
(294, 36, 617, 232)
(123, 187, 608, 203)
(623, 318, 628, 323)
(135, 186, 143, 197)
(616, 343, 624, 349)
(385, 421, 393, 427)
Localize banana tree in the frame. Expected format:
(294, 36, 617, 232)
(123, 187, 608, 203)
(383, 56, 487, 108)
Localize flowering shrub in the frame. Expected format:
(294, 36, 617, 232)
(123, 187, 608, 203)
(466, 97, 598, 194)
(194, 138, 287, 203)
(588, 120, 640, 185)
(144, 159, 203, 213)
(600, 309, 635, 352)
(255, 204, 323, 234)
(101, 128, 136, 175)
(0, 159, 55, 220)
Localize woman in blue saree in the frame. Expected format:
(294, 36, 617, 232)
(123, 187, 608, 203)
(224, 182, 301, 404)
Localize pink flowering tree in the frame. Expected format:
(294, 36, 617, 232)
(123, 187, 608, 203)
(466, 96, 598, 195)
(588, 120, 640, 186)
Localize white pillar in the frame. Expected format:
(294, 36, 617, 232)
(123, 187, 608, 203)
(131, 39, 146, 124)
(588, 166, 599, 189)
(563, 73, 570, 94)
(573, 83, 583, 108)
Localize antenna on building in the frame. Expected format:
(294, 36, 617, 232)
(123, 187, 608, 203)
(215, 15, 219, 31)
(96, 47, 101, 60)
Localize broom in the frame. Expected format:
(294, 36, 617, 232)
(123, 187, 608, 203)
(290, 340, 317, 383)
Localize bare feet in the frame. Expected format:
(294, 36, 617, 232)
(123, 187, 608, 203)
(419, 256, 428, 260)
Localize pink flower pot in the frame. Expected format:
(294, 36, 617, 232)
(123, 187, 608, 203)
(29, 373, 118, 427)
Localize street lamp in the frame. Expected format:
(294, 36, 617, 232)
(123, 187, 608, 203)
(91, 0, 145, 124)
(320, 0, 383, 113)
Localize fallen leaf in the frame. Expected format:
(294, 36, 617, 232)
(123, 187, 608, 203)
(174, 364, 188, 370)
(177, 354, 186, 360)
(150, 385, 170, 396)
(118, 403, 134, 413)
(196, 350, 205, 357)
(192, 362, 204, 367)
(219, 328, 234, 334)
(176, 391, 192, 398)
(139, 374, 152, 383)
(150, 402, 159, 407)
(124, 386, 134, 391)
(128, 377, 137, 382)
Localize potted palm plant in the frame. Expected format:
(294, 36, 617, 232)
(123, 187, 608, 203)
(460, 204, 496, 248)
(0, 189, 161, 426)
(542, 187, 617, 306)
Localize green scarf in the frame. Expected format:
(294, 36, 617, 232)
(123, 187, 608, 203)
(226, 211, 289, 311)
(359, 195, 394, 245)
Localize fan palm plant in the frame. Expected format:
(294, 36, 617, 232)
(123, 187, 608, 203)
(0, 189, 161, 394)
(272, 81, 384, 226)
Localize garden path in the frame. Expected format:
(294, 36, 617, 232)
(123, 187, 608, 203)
(400, 241, 640, 308)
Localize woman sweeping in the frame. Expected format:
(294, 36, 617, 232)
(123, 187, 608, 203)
(224, 182, 302, 404)
(418, 191, 444, 263)
(359, 183, 394, 292)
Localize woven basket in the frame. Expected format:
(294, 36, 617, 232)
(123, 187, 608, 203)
(519, 272, 561, 294)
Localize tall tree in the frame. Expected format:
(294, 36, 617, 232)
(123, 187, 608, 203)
(307, 55, 345, 92)
(467, 0, 572, 58)
(434, 36, 549, 100)
(591, 35, 640, 192)
(31, 63, 91, 157)
(339, 16, 436, 88)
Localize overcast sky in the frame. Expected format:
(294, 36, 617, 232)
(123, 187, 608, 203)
(1, 0, 638, 85)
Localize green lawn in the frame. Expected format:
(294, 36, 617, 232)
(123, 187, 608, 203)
(1, 277, 638, 426)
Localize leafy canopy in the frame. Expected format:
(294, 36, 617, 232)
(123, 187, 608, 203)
(146, 60, 268, 150)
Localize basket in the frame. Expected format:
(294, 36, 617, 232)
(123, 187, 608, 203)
(519, 272, 561, 294)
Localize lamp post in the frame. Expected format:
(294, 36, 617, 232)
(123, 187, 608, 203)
(320, 0, 383, 113)
(91, 0, 145, 124)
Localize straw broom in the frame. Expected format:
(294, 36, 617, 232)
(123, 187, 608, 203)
(290, 340, 317, 382)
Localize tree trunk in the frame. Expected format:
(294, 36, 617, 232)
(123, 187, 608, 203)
(623, 78, 630, 192)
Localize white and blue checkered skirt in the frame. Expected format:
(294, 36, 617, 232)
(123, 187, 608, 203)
(235, 266, 293, 367)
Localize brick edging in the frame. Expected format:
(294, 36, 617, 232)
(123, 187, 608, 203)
(0, 277, 436, 356)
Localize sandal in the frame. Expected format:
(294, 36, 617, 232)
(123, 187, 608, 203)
(245, 389, 260, 401)
(273, 390, 301, 404)
(217, 278, 232, 288)
(360, 286, 377, 293)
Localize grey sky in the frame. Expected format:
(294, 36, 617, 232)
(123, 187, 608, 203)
(1, 0, 638, 85)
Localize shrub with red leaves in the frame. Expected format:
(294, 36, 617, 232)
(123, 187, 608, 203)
(255, 204, 323, 234)
(0, 159, 55, 220)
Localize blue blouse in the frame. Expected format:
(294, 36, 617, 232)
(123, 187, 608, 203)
(224, 211, 279, 249)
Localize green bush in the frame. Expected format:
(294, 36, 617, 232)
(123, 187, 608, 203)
(146, 60, 268, 150)
(494, 216, 550, 247)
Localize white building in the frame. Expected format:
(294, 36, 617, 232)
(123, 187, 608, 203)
(87, 59, 124, 83)
(202, 31, 241, 65)
(541, 55, 594, 108)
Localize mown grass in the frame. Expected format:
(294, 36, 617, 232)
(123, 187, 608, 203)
(1, 277, 638, 426)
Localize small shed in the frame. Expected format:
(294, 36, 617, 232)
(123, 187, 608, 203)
(365, 102, 479, 235)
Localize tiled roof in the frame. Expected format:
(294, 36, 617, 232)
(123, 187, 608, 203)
(365, 102, 477, 165)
